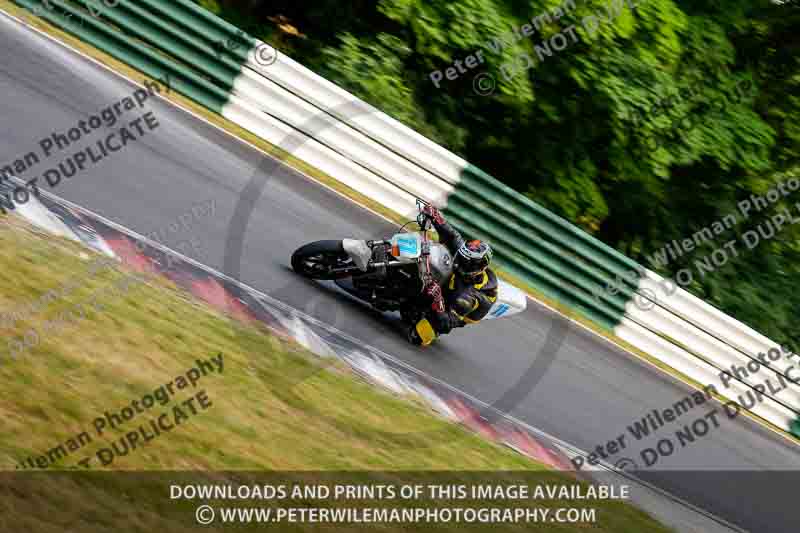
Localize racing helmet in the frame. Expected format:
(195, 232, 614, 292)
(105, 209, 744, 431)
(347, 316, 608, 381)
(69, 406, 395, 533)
(454, 239, 492, 281)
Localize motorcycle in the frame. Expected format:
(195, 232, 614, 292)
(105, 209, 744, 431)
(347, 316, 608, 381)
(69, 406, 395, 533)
(290, 200, 527, 331)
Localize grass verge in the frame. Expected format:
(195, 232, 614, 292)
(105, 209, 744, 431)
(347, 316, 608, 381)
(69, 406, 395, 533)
(0, 215, 532, 471)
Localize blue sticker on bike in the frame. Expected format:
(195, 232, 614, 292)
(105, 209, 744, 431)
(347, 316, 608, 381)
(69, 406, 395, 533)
(491, 303, 510, 317)
(397, 236, 418, 255)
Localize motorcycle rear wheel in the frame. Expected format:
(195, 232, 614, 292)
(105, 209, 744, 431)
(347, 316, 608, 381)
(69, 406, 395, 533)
(291, 240, 355, 280)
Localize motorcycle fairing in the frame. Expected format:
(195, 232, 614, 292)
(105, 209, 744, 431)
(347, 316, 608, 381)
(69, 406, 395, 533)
(485, 280, 527, 320)
(427, 243, 453, 285)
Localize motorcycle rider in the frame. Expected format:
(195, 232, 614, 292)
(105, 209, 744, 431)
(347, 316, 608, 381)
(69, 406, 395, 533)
(408, 204, 497, 346)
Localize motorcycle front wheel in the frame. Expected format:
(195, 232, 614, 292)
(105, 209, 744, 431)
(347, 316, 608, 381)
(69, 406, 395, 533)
(291, 240, 356, 280)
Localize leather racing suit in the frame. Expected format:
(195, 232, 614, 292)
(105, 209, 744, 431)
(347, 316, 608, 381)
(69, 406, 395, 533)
(413, 214, 498, 345)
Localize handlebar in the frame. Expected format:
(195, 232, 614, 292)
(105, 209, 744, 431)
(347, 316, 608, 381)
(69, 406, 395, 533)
(416, 198, 433, 231)
(415, 199, 435, 285)
(417, 212, 431, 231)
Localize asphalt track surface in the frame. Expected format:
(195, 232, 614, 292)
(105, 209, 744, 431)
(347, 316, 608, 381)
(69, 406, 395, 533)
(2, 15, 799, 533)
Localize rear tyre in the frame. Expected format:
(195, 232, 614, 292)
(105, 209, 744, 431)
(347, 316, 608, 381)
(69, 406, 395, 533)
(291, 240, 355, 280)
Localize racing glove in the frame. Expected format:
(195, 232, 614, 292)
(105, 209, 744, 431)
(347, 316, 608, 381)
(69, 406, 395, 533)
(423, 279, 445, 313)
(422, 204, 446, 226)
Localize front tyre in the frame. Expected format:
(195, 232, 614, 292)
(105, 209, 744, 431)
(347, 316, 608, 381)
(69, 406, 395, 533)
(291, 240, 354, 280)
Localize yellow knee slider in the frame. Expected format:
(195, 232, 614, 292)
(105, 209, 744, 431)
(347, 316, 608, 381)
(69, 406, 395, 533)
(415, 318, 437, 346)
